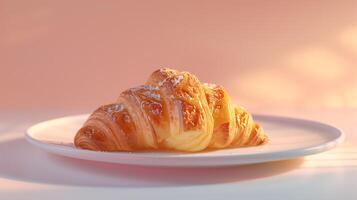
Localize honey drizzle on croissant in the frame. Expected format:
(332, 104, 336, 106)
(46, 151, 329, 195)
(74, 68, 268, 152)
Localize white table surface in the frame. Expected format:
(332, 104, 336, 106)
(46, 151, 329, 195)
(0, 108, 356, 200)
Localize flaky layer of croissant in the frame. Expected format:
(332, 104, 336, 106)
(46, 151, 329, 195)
(74, 68, 268, 152)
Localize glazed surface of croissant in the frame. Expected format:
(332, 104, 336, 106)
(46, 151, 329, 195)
(75, 68, 268, 152)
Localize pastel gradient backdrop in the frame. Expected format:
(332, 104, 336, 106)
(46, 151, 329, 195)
(1, 0, 357, 111)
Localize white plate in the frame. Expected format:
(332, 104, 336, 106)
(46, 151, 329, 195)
(25, 114, 344, 167)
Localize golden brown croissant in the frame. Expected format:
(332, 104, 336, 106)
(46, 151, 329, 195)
(74, 68, 268, 152)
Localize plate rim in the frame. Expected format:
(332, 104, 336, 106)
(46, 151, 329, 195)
(25, 114, 345, 166)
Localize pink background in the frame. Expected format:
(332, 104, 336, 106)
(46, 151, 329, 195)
(1, 0, 357, 111)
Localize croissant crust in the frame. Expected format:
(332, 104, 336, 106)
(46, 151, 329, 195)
(74, 68, 268, 152)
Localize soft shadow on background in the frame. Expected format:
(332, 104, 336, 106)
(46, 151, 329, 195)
(0, 0, 356, 110)
(0, 136, 303, 187)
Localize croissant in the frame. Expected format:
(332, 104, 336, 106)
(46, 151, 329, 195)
(74, 68, 268, 152)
